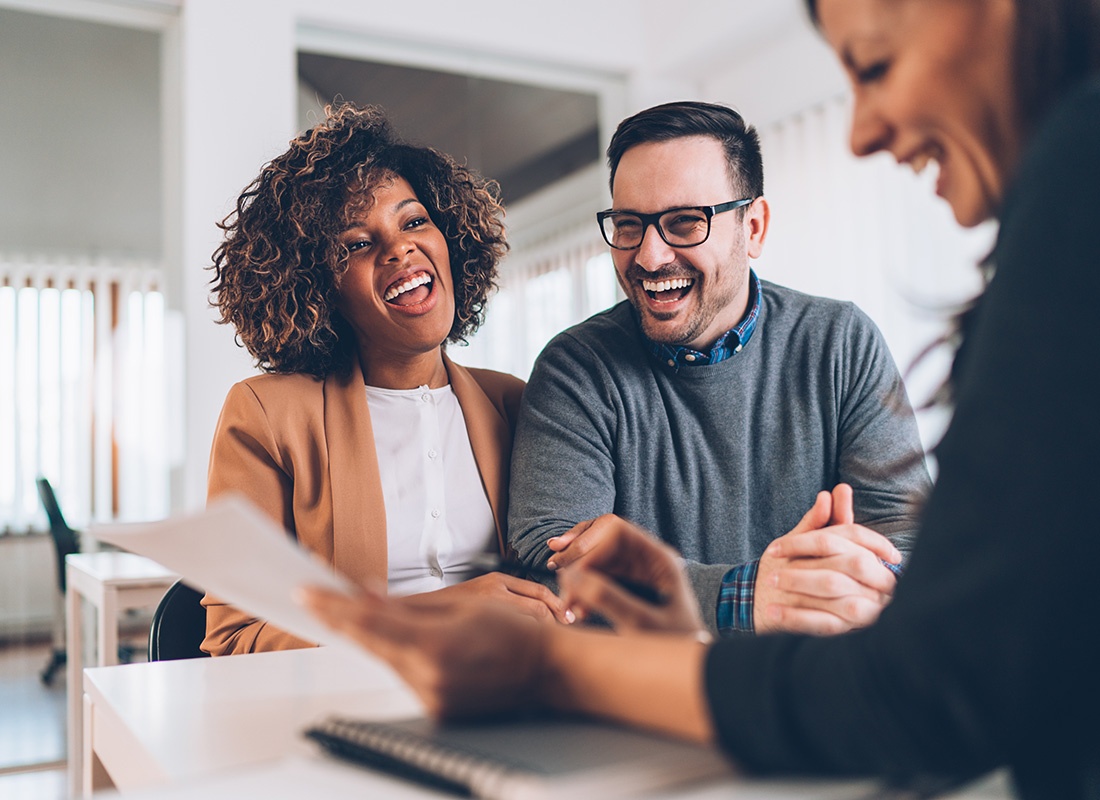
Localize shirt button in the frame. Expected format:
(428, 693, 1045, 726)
(684, 353, 696, 362)
(667, 359, 675, 367)
(421, 392, 431, 402)
(431, 508, 441, 519)
(429, 566, 442, 578)
(428, 448, 438, 459)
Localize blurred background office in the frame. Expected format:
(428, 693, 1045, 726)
(0, 0, 991, 790)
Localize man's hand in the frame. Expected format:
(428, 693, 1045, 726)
(545, 514, 705, 634)
(754, 484, 902, 635)
(403, 572, 574, 625)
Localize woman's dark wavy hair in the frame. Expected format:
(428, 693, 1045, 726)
(209, 103, 507, 379)
(803, 0, 1100, 406)
(803, 0, 1100, 138)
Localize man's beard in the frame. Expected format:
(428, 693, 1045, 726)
(621, 263, 738, 347)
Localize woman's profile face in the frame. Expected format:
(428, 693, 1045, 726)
(335, 174, 455, 367)
(817, 0, 1019, 227)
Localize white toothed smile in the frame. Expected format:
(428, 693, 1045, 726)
(641, 277, 695, 304)
(642, 277, 694, 294)
(384, 272, 433, 302)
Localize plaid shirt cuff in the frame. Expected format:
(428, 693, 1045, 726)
(881, 558, 904, 577)
(716, 560, 759, 635)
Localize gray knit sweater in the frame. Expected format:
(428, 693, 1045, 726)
(508, 280, 931, 630)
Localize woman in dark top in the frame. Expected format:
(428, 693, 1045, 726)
(302, 0, 1100, 795)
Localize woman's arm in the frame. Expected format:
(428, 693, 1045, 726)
(298, 583, 715, 742)
(301, 514, 716, 738)
(542, 625, 714, 742)
(204, 381, 314, 654)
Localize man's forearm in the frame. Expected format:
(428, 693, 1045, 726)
(507, 338, 621, 568)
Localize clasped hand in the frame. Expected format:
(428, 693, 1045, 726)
(753, 483, 901, 635)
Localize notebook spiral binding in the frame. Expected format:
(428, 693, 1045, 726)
(306, 716, 525, 799)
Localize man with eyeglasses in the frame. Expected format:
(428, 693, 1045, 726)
(507, 101, 931, 638)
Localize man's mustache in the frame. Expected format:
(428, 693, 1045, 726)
(622, 264, 699, 284)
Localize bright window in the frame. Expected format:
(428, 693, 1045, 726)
(0, 258, 172, 534)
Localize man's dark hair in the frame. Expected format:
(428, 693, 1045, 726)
(606, 101, 764, 200)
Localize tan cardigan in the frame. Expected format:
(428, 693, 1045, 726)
(201, 353, 525, 655)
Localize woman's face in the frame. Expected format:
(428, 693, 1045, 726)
(817, 0, 1020, 227)
(336, 175, 455, 367)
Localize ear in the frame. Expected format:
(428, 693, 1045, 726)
(744, 197, 770, 259)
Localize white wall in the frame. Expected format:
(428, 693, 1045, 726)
(294, 0, 646, 74)
(169, 0, 299, 508)
(0, 6, 161, 258)
(702, 16, 846, 127)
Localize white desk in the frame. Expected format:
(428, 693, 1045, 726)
(79, 646, 923, 800)
(65, 552, 179, 799)
(81, 646, 423, 795)
(90, 755, 899, 800)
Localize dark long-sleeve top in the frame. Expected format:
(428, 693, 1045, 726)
(705, 76, 1100, 799)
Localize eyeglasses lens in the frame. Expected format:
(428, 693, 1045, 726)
(600, 211, 710, 249)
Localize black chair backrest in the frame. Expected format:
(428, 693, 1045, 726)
(148, 580, 211, 662)
(36, 477, 80, 593)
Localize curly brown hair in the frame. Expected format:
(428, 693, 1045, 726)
(210, 103, 508, 379)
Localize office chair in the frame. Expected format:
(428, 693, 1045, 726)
(147, 580, 211, 662)
(36, 476, 138, 684)
(36, 477, 80, 685)
(37, 477, 80, 593)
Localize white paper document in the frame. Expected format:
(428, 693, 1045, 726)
(94, 494, 360, 649)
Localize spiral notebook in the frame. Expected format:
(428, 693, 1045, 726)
(305, 714, 735, 799)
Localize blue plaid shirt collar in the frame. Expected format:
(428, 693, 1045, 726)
(646, 270, 762, 371)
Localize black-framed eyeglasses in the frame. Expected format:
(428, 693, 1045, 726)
(596, 198, 754, 251)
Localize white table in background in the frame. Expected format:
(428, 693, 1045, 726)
(65, 551, 178, 799)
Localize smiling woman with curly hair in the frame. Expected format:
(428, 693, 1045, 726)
(211, 104, 504, 379)
(202, 104, 570, 656)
